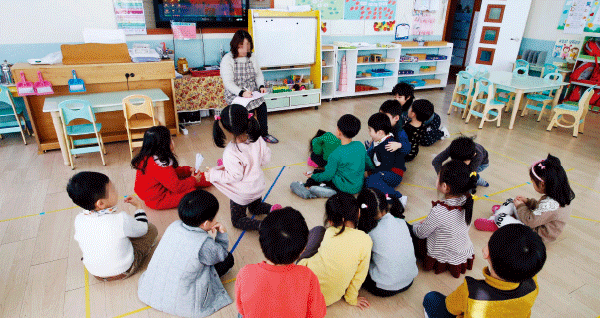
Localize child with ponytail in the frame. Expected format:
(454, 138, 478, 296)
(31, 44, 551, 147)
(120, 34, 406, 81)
(209, 104, 281, 231)
(412, 160, 477, 278)
(297, 193, 372, 310)
(132, 126, 211, 210)
(475, 154, 574, 243)
(356, 188, 417, 297)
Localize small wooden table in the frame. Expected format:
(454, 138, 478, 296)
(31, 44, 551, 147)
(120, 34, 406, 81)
(43, 89, 169, 166)
(487, 71, 569, 129)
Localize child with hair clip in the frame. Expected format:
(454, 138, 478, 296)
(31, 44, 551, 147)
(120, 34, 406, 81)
(209, 104, 281, 231)
(132, 125, 211, 210)
(297, 193, 373, 309)
(411, 160, 477, 278)
(357, 188, 417, 297)
(474, 154, 574, 243)
(307, 129, 341, 168)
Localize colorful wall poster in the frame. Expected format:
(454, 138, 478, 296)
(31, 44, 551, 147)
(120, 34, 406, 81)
(563, 0, 591, 34)
(553, 38, 583, 60)
(412, 13, 434, 35)
(113, 0, 146, 35)
(296, 0, 344, 19)
(344, 0, 397, 20)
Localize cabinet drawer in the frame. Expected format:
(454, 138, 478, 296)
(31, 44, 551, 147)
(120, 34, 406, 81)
(290, 93, 320, 106)
(265, 97, 290, 109)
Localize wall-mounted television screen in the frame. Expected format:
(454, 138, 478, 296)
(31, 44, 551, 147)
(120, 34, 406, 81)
(153, 0, 249, 28)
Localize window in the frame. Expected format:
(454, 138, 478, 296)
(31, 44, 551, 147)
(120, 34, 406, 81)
(480, 27, 500, 45)
(484, 5, 505, 23)
(476, 48, 495, 65)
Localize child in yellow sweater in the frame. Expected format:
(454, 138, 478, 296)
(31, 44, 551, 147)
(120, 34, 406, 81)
(297, 193, 373, 310)
(423, 224, 546, 318)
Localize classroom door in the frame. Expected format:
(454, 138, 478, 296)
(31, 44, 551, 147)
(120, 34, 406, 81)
(467, 0, 532, 71)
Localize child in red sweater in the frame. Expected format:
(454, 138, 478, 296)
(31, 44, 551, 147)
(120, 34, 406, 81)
(235, 207, 326, 318)
(132, 126, 211, 210)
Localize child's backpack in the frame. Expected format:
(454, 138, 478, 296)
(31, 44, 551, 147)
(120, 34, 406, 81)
(584, 39, 600, 56)
(566, 85, 583, 102)
(571, 62, 595, 82)
(589, 88, 600, 106)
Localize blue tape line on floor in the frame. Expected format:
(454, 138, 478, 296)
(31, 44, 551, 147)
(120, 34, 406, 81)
(230, 166, 286, 254)
(39, 212, 45, 215)
(484, 195, 489, 197)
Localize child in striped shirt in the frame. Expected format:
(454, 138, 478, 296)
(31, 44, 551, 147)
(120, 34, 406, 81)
(411, 160, 477, 278)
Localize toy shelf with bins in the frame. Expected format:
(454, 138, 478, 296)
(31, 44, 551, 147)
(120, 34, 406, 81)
(334, 45, 401, 98)
(397, 43, 453, 90)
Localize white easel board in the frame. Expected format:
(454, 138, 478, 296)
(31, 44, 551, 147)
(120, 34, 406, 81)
(251, 17, 317, 67)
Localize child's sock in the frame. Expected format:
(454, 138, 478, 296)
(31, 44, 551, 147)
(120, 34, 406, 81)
(307, 157, 319, 168)
(400, 196, 408, 209)
(474, 218, 498, 232)
(476, 176, 489, 187)
(308, 185, 337, 198)
(270, 204, 282, 212)
(217, 158, 223, 166)
(440, 126, 450, 139)
(290, 182, 316, 199)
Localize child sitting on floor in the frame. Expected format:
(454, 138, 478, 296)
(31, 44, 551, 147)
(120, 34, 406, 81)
(378, 100, 412, 162)
(307, 129, 341, 168)
(235, 207, 326, 318)
(357, 188, 417, 297)
(69, 171, 158, 282)
(411, 160, 477, 278)
(432, 136, 490, 187)
(291, 114, 372, 198)
(297, 193, 373, 309)
(475, 154, 574, 243)
(364, 112, 408, 206)
(132, 125, 211, 210)
(209, 104, 281, 231)
(423, 224, 546, 318)
(138, 190, 234, 318)
(392, 82, 415, 123)
(402, 100, 433, 162)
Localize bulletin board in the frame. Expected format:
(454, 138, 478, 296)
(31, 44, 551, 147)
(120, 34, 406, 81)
(558, 0, 600, 33)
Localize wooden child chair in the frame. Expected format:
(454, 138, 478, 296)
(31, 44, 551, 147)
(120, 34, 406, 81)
(547, 86, 594, 137)
(58, 99, 106, 169)
(521, 72, 563, 121)
(0, 85, 31, 144)
(466, 78, 506, 129)
(448, 71, 474, 118)
(122, 95, 157, 158)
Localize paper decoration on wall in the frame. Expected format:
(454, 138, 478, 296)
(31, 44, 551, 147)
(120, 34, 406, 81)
(373, 21, 395, 31)
(412, 13, 435, 35)
(553, 38, 583, 60)
(344, 0, 397, 20)
(414, 0, 440, 12)
(113, 0, 146, 35)
(171, 22, 197, 40)
(296, 0, 344, 19)
(395, 23, 410, 40)
(364, 20, 396, 35)
(564, 0, 591, 34)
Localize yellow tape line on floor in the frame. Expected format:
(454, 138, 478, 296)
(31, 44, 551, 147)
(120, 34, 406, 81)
(0, 205, 78, 223)
(570, 181, 600, 195)
(84, 268, 91, 318)
(571, 215, 600, 223)
(487, 149, 529, 166)
(449, 129, 479, 136)
(113, 306, 151, 318)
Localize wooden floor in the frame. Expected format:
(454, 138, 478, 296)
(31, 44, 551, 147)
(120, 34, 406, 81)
(1, 86, 600, 318)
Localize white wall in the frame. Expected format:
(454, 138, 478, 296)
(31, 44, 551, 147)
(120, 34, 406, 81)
(523, 0, 582, 41)
(0, 0, 117, 44)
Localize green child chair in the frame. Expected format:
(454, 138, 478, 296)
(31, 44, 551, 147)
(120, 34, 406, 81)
(0, 85, 31, 145)
(466, 78, 506, 129)
(521, 72, 563, 121)
(58, 99, 106, 169)
(449, 71, 475, 118)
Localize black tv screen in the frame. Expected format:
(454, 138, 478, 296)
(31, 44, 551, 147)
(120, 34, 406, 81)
(153, 0, 249, 28)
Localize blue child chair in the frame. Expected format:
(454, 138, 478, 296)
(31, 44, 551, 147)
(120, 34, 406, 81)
(547, 86, 595, 137)
(540, 63, 558, 77)
(465, 78, 506, 129)
(515, 59, 530, 73)
(521, 72, 563, 121)
(0, 85, 31, 145)
(58, 99, 106, 169)
(497, 66, 529, 112)
(449, 71, 475, 118)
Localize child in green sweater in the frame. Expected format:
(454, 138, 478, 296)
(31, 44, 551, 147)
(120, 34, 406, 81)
(291, 115, 374, 199)
(307, 129, 341, 168)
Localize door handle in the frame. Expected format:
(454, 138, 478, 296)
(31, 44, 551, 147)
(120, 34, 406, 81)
(510, 38, 520, 41)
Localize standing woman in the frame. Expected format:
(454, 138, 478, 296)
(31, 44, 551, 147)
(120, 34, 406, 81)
(220, 30, 279, 143)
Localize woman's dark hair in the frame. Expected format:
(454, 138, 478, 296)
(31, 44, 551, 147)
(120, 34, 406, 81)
(357, 188, 405, 233)
(325, 193, 359, 236)
(131, 126, 178, 174)
(66, 171, 110, 211)
(529, 154, 575, 207)
(213, 104, 261, 148)
(230, 30, 253, 58)
(391, 82, 415, 114)
(439, 160, 478, 225)
(178, 190, 219, 227)
(309, 129, 327, 153)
